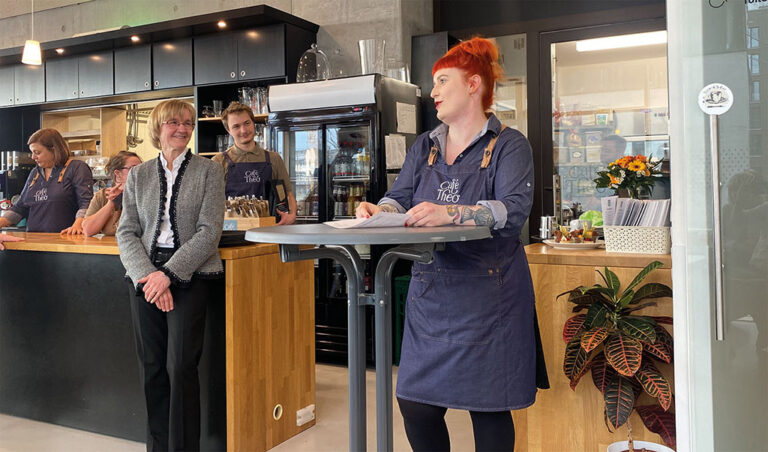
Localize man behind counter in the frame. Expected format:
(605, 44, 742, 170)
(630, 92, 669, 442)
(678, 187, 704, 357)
(212, 102, 297, 225)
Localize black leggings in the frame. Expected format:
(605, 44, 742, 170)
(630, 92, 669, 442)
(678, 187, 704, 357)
(398, 397, 515, 452)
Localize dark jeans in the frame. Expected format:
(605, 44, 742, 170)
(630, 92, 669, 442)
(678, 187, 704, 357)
(128, 256, 212, 452)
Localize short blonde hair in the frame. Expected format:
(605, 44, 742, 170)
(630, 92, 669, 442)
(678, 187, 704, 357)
(147, 99, 196, 149)
(27, 128, 70, 166)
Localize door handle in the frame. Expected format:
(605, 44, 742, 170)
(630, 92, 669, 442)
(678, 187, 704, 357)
(709, 114, 725, 341)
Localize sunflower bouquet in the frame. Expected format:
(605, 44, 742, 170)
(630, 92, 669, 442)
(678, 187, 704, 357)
(594, 155, 662, 199)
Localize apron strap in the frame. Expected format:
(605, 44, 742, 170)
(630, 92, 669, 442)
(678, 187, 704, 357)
(222, 149, 236, 167)
(57, 159, 73, 183)
(480, 125, 507, 169)
(427, 145, 439, 166)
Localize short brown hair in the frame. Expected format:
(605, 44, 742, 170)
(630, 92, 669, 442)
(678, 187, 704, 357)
(147, 99, 196, 149)
(27, 128, 70, 166)
(221, 102, 256, 132)
(106, 151, 142, 182)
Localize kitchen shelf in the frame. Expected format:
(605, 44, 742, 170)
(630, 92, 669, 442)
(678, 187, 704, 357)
(198, 152, 219, 156)
(61, 129, 101, 139)
(332, 176, 369, 182)
(198, 113, 268, 123)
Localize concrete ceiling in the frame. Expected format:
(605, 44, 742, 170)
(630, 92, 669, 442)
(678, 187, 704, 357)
(1, 0, 95, 20)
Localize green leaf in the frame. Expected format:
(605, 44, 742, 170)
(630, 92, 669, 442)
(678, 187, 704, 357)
(563, 314, 586, 343)
(581, 327, 610, 353)
(621, 301, 658, 314)
(604, 267, 621, 293)
(617, 289, 635, 309)
(584, 303, 610, 329)
(634, 362, 672, 410)
(618, 317, 657, 343)
(624, 260, 665, 294)
(591, 352, 616, 395)
(604, 334, 643, 376)
(632, 283, 673, 304)
(636, 405, 676, 448)
(563, 336, 592, 389)
(604, 375, 636, 430)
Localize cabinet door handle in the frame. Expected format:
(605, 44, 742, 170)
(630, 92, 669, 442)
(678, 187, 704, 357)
(144, 81, 150, 88)
(73, 91, 77, 96)
(80, 90, 85, 95)
(240, 70, 246, 77)
(154, 80, 159, 87)
(230, 72, 236, 78)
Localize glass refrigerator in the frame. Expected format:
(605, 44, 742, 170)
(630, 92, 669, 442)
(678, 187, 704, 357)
(268, 74, 420, 364)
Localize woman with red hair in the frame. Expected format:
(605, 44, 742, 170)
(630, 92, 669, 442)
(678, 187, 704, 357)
(357, 37, 546, 451)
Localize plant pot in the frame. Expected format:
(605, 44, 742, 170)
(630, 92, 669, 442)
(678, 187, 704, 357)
(607, 440, 675, 452)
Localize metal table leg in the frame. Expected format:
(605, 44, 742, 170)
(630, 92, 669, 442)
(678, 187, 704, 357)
(372, 244, 435, 452)
(279, 244, 367, 452)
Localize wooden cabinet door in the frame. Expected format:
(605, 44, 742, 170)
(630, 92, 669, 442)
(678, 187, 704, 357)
(14, 64, 45, 105)
(46, 57, 79, 102)
(193, 33, 238, 85)
(152, 39, 193, 89)
(238, 24, 285, 81)
(0, 66, 14, 107)
(114, 46, 151, 94)
(78, 51, 114, 98)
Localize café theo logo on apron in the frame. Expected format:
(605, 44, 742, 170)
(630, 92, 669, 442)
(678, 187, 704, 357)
(437, 178, 461, 203)
(34, 187, 48, 202)
(244, 169, 261, 183)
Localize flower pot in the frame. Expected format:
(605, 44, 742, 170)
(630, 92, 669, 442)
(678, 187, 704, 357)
(607, 440, 675, 452)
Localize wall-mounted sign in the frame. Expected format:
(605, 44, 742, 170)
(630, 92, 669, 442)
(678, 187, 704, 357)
(747, 0, 768, 11)
(698, 83, 733, 115)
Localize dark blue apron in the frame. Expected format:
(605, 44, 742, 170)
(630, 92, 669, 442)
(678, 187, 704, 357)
(223, 150, 272, 198)
(21, 159, 79, 232)
(396, 130, 539, 411)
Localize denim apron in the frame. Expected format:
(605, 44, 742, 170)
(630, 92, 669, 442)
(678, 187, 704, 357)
(395, 130, 539, 411)
(21, 159, 79, 232)
(223, 150, 271, 198)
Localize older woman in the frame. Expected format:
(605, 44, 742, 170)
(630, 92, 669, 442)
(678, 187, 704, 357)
(117, 99, 224, 452)
(357, 37, 546, 451)
(82, 151, 142, 236)
(0, 128, 93, 233)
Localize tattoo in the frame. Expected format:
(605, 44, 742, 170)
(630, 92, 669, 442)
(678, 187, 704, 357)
(379, 203, 398, 213)
(446, 205, 460, 224)
(458, 206, 495, 226)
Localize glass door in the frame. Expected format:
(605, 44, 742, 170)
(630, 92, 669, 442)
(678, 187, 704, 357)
(326, 123, 372, 220)
(274, 126, 321, 222)
(668, 1, 768, 451)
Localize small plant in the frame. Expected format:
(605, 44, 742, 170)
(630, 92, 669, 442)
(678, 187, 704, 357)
(558, 261, 675, 450)
(594, 155, 663, 199)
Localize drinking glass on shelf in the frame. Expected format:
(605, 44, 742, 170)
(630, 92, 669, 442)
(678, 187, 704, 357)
(201, 106, 215, 117)
(213, 100, 224, 117)
(217, 135, 229, 153)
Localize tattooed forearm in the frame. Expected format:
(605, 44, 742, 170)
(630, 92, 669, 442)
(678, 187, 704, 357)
(458, 205, 495, 226)
(379, 203, 399, 213)
(446, 205, 459, 223)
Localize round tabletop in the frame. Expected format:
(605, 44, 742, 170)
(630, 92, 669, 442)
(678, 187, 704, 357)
(244, 224, 491, 245)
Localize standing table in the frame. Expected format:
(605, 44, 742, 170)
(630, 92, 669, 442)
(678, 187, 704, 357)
(245, 224, 491, 452)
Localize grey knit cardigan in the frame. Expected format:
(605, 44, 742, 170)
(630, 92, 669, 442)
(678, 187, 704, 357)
(117, 151, 225, 288)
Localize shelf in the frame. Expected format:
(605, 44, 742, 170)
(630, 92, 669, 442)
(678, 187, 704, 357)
(198, 152, 220, 156)
(61, 129, 101, 139)
(332, 176, 369, 182)
(198, 113, 268, 123)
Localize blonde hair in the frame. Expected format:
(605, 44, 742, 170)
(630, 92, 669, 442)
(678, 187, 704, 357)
(27, 128, 71, 166)
(147, 99, 196, 149)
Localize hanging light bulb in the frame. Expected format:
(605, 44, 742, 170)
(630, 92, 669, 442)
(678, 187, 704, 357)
(21, 0, 42, 65)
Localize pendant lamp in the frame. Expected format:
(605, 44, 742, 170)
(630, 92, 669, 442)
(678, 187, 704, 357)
(21, 0, 42, 65)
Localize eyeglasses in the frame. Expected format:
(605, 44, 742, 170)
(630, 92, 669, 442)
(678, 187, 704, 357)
(162, 119, 195, 129)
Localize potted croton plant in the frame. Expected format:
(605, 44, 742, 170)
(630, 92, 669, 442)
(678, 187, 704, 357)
(558, 261, 676, 452)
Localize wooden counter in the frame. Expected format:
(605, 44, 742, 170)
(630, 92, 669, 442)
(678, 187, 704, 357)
(514, 243, 672, 451)
(0, 232, 315, 452)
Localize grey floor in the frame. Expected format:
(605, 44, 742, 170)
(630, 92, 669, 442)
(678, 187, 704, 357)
(0, 364, 476, 452)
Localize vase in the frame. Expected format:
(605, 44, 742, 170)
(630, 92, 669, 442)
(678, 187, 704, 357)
(616, 187, 642, 199)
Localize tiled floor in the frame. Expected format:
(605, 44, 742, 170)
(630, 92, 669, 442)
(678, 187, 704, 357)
(0, 364, 475, 452)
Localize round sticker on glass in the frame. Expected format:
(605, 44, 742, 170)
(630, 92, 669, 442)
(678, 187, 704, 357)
(698, 83, 733, 115)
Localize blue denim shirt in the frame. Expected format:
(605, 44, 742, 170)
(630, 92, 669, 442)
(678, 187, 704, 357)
(379, 114, 533, 237)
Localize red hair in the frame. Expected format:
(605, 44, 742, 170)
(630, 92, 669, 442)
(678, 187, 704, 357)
(432, 37, 503, 111)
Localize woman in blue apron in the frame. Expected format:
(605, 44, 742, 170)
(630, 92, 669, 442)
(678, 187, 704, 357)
(357, 37, 547, 451)
(0, 129, 93, 233)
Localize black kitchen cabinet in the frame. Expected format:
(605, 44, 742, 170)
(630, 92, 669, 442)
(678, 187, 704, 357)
(193, 33, 238, 85)
(45, 57, 79, 101)
(0, 66, 13, 107)
(153, 39, 193, 90)
(114, 46, 151, 94)
(14, 64, 45, 105)
(237, 24, 285, 81)
(78, 51, 114, 98)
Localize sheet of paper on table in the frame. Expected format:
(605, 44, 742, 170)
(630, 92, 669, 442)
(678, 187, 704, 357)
(324, 212, 411, 229)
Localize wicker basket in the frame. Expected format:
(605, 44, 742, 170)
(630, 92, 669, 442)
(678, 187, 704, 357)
(603, 226, 671, 254)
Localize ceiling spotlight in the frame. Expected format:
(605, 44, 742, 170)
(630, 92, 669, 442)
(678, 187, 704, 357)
(55, 48, 65, 54)
(217, 20, 227, 29)
(130, 35, 140, 43)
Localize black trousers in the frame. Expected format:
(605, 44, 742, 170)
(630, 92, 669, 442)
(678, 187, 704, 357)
(128, 269, 212, 452)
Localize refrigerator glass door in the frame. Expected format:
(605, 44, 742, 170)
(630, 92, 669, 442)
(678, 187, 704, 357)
(274, 126, 321, 221)
(326, 123, 372, 220)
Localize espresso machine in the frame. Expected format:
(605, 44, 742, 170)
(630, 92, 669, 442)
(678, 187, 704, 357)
(0, 151, 35, 207)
